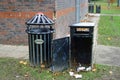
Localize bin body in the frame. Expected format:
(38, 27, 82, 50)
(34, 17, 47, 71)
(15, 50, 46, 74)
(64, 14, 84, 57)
(69, 23, 94, 67)
(26, 13, 54, 67)
(26, 28, 54, 67)
(88, 4, 94, 13)
(96, 5, 101, 13)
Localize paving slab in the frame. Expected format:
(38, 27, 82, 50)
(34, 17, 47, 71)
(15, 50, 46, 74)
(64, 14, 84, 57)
(95, 45, 120, 66)
(0, 44, 28, 59)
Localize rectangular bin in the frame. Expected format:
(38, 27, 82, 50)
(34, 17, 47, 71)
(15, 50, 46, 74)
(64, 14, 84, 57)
(69, 22, 95, 67)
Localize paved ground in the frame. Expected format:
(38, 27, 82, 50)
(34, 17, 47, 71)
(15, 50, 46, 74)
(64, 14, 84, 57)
(101, 14, 120, 16)
(95, 45, 120, 66)
(0, 44, 28, 59)
(0, 13, 120, 67)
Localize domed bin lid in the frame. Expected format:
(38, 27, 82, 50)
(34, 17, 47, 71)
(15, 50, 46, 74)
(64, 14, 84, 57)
(26, 12, 54, 34)
(26, 12, 54, 25)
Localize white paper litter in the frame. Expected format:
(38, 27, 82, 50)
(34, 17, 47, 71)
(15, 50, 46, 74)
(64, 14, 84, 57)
(74, 74, 82, 79)
(86, 66, 92, 71)
(77, 66, 85, 72)
(69, 71, 74, 76)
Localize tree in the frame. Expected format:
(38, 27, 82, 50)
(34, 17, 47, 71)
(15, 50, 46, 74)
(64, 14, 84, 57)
(110, 0, 116, 4)
(107, 0, 116, 9)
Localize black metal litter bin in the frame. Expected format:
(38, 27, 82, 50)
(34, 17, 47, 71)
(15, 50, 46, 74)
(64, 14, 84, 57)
(88, 3, 94, 13)
(26, 12, 54, 67)
(69, 22, 95, 67)
(96, 5, 101, 13)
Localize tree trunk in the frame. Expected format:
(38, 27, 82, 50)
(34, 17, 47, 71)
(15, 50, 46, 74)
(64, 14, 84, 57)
(107, 0, 110, 9)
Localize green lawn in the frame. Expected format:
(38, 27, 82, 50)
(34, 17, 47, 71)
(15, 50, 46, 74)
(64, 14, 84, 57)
(101, 3, 120, 14)
(0, 58, 120, 80)
(98, 15, 120, 47)
(91, 0, 120, 14)
(94, 0, 120, 47)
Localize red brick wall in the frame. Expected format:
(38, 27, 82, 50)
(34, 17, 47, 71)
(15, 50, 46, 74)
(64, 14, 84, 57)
(0, 12, 53, 19)
(0, 0, 55, 45)
(0, 0, 88, 45)
(56, 7, 75, 18)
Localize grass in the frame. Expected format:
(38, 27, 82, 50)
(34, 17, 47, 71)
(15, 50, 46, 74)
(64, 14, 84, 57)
(91, 0, 120, 14)
(94, 0, 120, 47)
(101, 3, 120, 14)
(98, 15, 120, 47)
(0, 58, 120, 80)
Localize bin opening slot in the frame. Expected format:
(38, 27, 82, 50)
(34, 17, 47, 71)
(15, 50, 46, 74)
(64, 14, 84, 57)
(75, 28, 90, 34)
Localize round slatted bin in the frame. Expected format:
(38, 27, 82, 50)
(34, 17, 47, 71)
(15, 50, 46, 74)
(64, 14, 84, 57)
(26, 12, 54, 67)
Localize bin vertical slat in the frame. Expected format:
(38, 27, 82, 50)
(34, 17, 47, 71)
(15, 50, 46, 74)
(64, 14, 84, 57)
(32, 34, 36, 65)
(50, 34, 52, 63)
(42, 34, 44, 63)
(30, 34, 34, 65)
(38, 35, 41, 64)
(40, 35, 43, 64)
(28, 34, 32, 64)
(47, 34, 50, 63)
(36, 35, 40, 65)
(31, 34, 34, 65)
(44, 34, 46, 62)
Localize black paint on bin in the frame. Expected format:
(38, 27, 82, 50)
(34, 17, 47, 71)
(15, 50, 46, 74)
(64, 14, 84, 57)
(51, 37, 69, 72)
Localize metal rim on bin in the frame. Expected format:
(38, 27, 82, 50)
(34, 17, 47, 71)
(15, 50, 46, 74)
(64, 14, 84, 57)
(69, 22, 95, 28)
(26, 28, 54, 34)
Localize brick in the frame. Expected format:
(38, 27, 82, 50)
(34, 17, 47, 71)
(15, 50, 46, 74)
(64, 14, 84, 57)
(0, 11, 53, 19)
(0, 31, 8, 35)
(56, 7, 75, 18)
(0, 0, 88, 45)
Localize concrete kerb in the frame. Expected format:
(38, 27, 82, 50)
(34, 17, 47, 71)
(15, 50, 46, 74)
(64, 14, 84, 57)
(86, 13, 100, 66)
(80, 13, 100, 51)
